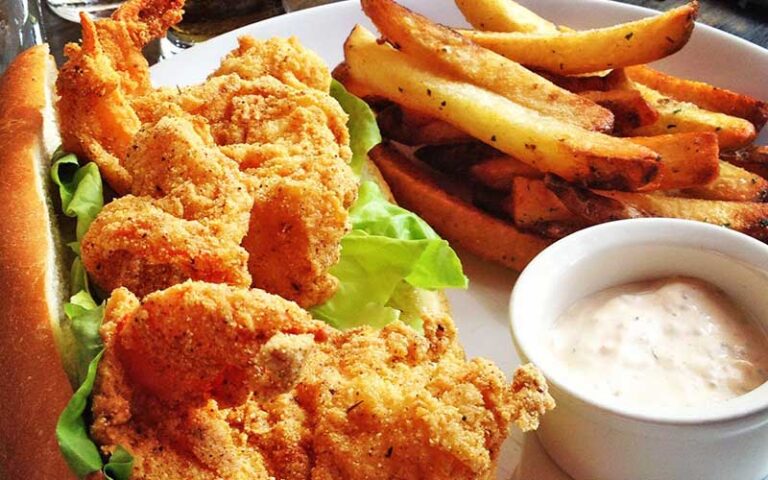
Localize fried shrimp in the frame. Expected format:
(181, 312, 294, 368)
(57, 13, 140, 195)
(80, 118, 257, 296)
(241, 174, 348, 307)
(95, 0, 184, 95)
(126, 116, 254, 242)
(90, 283, 554, 480)
(111, 282, 330, 402)
(57, 0, 184, 194)
(212, 36, 332, 92)
(80, 196, 252, 297)
(62, 10, 357, 305)
(133, 74, 358, 306)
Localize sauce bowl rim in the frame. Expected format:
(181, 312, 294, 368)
(510, 218, 768, 425)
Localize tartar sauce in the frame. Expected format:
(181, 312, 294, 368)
(548, 277, 768, 409)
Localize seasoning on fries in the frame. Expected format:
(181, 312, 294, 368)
(338, 0, 768, 271)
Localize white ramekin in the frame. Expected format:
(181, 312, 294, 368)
(510, 218, 768, 480)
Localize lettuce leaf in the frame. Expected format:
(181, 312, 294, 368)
(330, 79, 381, 174)
(54, 83, 453, 478)
(56, 349, 105, 477)
(312, 182, 467, 330)
(51, 150, 104, 253)
(65, 293, 105, 386)
(51, 151, 133, 479)
(103, 446, 134, 480)
(322, 83, 467, 331)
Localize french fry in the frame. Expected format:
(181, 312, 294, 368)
(680, 161, 768, 202)
(471, 156, 543, 190)
(510, 177, 587, 238)
(414, 142, 505, 175)
(545, 174, 643, 222)
(459, 3, 697, 75)
(344, 26, 660, 191)
(626, 65, 768, 130)
(628, 133, 719, 190)
(332, 62, 379, 100)
(371, 143, 552, 270)
(471, 186, 513, 219)
(721, 146, 768, 179)
(625, 82, 757, 149)
(361, 0, 614, 132)
(455, 0, 559, 34)
(536, 70, 614, 93)
(413, 142, 541, 190)
(416, 142, 543, 190)
(580, 89, 659, 134)
(545, 174, 768, 241)
(377, 104, 472, 145)
(414, 142, 489, 174)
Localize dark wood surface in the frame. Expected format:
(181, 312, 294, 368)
(37, 0, 768, 66)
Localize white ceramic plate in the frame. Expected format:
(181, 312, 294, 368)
(150, 2, 768, 478)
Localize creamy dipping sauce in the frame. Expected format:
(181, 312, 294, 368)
(548, 277, 768, 410)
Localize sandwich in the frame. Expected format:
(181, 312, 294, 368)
(0, 1, 554, 478)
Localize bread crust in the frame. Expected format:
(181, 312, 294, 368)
(0, 47, 453, 479)
(0, 45, 74, 479)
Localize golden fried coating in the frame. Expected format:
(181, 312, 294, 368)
(91, 283, 554, 480)
(126, 116, 254, 242)
(97, 0, 184, 95)
(80, 196, 252, 298)
(241, 175, 347, 308)
(57, 13, 139, 194)
(134, 75, 352, 173)
(61, 14, 357, 306)
(133, 74, 357, 306)
(113, 283, 330, 402)
(212, 36, 332, 92)
(57, 0, 183, 194)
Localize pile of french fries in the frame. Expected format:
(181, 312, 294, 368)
(336, 0, 768, 270)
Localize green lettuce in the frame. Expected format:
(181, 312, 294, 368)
(54, 81, 455, 478)
(65, 292, 105, 387)
(103, 446, 134, 480)
(56, 349, 104, 477)
(330, 80, 381, 174)
(319, 84, 467, 330)
(51, 152, 132, 480)
(313, 182, 467, 329)
(51, 150, 103, 254)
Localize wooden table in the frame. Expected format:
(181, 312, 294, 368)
(38, 0, 768, 67)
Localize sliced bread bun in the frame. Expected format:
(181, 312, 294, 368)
(0, 44, 74, 479)
(0, 45, 453, 480)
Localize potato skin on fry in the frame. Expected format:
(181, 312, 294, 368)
(721, 146, 768, 180)
(680, 161, 768, 203)
(626, 82, 757, 150)
(345, 26, 660, 191)
(455, 0, 559, 34)
(580, 89, 659, 134)
(460, 2, 698, 75)
(470, 156, 543, 190)
(628, 133, 719, 190)
(544, 174, 644, 223)
(510, 177, 587, 239)
(546, 174, 768, 242)
(377, 104, 472, 146)
(371, 143, 551, 271)
(362, 0, 614, 133)
(626, 65, 768, 130)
